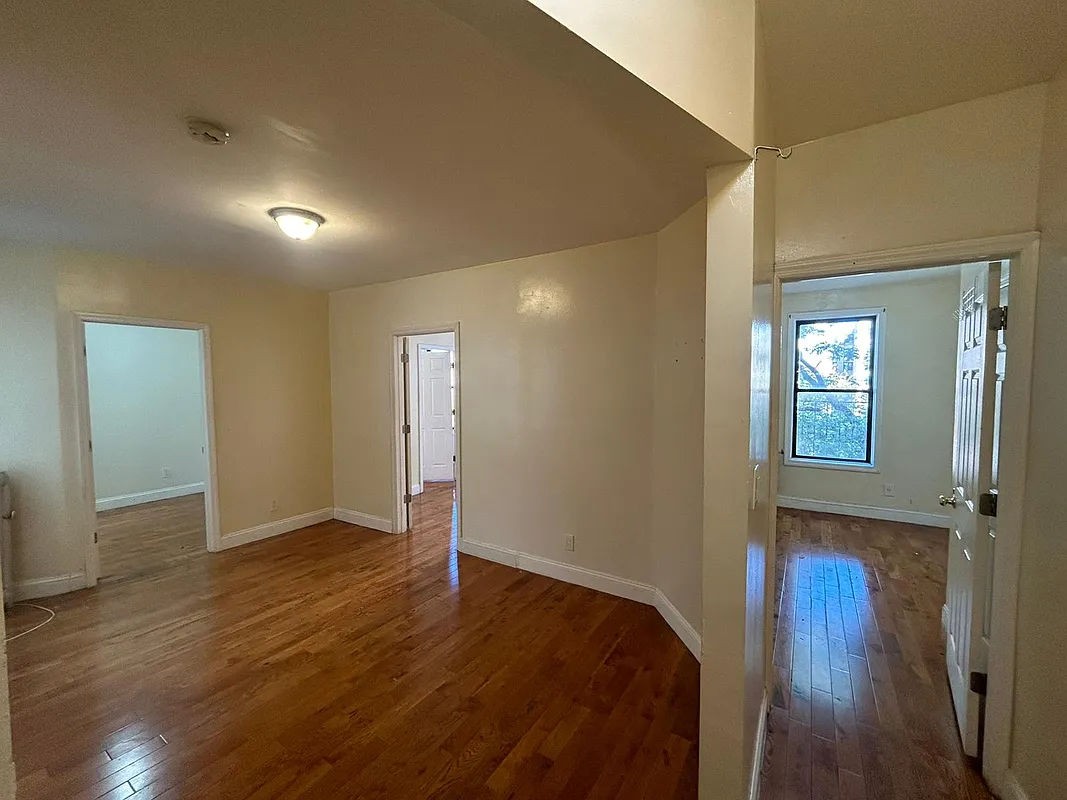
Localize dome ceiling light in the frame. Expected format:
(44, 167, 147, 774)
(268, 207, 325, 241)
(185, 118, 231, 145)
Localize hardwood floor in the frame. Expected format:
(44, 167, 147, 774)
(5, 482, 698, 799)
(760, 509, 993, 800)
(97, 494, 206, 581)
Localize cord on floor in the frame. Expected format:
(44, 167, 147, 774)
(5, 603, 56, 642)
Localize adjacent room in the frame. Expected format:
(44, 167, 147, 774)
(402, 331, 457, 539)
(84, 321, 211, 581)
(763, 261, 1012, 797)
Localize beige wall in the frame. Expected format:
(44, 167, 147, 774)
(527, 0, 756, 153)
(775, 84, 1045, 264)
(1012, 66, 1067, 800)
(0, 246, 79, 582)
(331, 236, 658, 583)
(779, 273, 959, 517)
(700, 161, 760, 797)
(0, 244, 333, 584)
(651, 201, 706, 629)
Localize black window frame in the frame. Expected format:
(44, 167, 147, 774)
(790, 313, 878, 465)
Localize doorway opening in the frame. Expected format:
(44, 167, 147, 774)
(75, 316, 220, 585)
(392, 326, 460, 546)
(760, 235, 1037, 799)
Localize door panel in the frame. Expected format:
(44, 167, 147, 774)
(420, 347, 455, 482)
(944, 261, 1003, 756)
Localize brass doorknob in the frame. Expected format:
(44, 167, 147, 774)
(938, 493, 958, 507)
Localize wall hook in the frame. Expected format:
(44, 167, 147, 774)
(753, 145, 792, 160)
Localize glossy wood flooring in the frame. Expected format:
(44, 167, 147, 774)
(6, 482, 698, 799)
(760, 509, 992, 800)
(97, 494, 206, 582)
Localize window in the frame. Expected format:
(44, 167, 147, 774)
(786, 308, 883, 468)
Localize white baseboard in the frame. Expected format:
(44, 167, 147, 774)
(0, 759, 14, 800)
(998, 771, 1030, 800)
(748, 689, 770, 800)
(515, 550, 655, 605)
(456, 539, 701, 660)
(333, 508, 394, 533)
(456, 538, 517, 567)
(219, 507, 334, 551)
(777, 495, 951, 528)
(96, 482, 205, 512)
(411, 482, 423, 496)
(13, 572, 87, 601)
(653, 589, 701, 660)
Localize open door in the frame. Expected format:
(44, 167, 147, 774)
(941, 260, 1006, 756)
(418, 346, 456, 482)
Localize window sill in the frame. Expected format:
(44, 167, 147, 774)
(783, 458, 879, 474)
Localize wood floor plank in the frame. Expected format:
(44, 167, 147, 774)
(7, 482, 698, 798)
(760, 509, 993, 800)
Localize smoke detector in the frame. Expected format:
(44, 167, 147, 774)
(185, 117, 231, 145)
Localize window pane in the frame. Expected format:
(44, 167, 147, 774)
(795, 317, 875, 390)
(794, 391, 870, 461)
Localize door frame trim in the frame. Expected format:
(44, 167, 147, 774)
(72, 312, 223, 586)
(771, 231, 1039, 796)
(389, 323, 462, 537)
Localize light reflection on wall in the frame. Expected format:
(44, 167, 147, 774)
(516, 277, 574, 319)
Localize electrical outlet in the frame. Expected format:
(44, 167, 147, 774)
(564, 534, 575, 552)
(883, 483, 896, 497)
(161, 467, 171, 480)
(270, 499, 279, 513)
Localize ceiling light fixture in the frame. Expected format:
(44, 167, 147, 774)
(186, 118, 231, 145)
(268, 207, 325, 241)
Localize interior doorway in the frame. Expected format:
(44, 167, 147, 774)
(759, 235, 1037, 799)
(392, 326, 460, 541)
(75, 316, 220, 584)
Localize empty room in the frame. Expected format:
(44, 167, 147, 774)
(1, 2, 1065, 800)
(84, 320, 213, 582)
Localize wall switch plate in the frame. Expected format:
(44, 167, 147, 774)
(883, 483, 896, 497)
(270, 499, 279, 512)
(161, 467, 171, 480)
(564, 534, 575, 552)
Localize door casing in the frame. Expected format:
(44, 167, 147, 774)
(390, 323, 462, 537)
(72, 312, 223, 586)
(768, 232, 1039, 796)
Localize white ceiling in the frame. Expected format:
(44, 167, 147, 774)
(0, 1, 736, 290)
(7, 1, 1066, 290)
(760, 0, 1067, 146)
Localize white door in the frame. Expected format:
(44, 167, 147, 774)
(419, 347, 454, 482)
(942, 260, 1005, 756)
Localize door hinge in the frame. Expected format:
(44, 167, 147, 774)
(400, 352, 409, 364)
(988, 306, 1008, 331)
(93, 531, 98, 544)
(978, 489, 998, 518)
(88, 438, 93, 452)
(970, 671, 988, 696)
(403, 493, 412, 504)
(401, 423, 411, 435)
